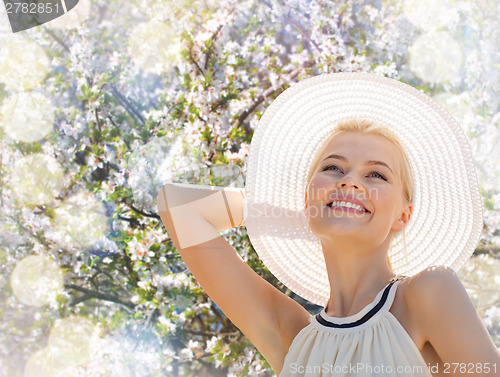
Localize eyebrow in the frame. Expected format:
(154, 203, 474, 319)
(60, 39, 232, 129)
(322, 154, 394, 174)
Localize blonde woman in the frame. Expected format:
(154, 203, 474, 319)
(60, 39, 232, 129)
(158, 73, 500, 376)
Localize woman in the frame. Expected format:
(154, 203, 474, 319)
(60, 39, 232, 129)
(157, 73, 500, 376)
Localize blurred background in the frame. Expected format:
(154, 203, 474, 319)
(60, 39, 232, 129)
(0, 0, 499, 376)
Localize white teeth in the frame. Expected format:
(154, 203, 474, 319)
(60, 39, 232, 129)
(329, 201, 366, 212)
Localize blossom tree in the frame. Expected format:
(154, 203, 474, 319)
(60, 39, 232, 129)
(0, 0, 499, 376)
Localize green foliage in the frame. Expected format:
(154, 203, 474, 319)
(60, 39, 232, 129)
(1, 1, 498, 376)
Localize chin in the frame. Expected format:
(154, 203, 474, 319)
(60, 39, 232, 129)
(310, 221, 364, 239)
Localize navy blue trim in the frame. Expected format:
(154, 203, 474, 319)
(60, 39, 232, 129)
(315, 281, 395, 328)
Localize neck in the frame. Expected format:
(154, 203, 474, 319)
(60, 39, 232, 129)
(321, 237, 395, 318)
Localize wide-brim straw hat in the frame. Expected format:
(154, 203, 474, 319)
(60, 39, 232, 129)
(243, 72, 484, 307)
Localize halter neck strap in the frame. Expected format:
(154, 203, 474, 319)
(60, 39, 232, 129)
(314, 275, 409, 329)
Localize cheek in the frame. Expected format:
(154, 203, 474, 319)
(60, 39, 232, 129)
(307, 176, 332, 202)
(309, 173, 335, 188)
(371, 188, 397, 209)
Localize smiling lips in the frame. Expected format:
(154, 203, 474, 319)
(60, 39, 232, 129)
(328, 204, 368, 214)
(326, 200, 370, 214)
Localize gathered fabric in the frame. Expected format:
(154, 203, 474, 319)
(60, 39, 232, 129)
(279, 277, 432, 377)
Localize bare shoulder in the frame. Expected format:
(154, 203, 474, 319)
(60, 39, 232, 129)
(402, 265, 462, 320)
(401, 265, 500, 369)
(388, 269, 445, 349)
(403, 265, 460, 299)
(406, 266, 462, 293)
(398, 266, 461, 342)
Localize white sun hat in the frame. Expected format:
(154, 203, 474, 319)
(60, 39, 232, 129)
(243, 72, 484, 307)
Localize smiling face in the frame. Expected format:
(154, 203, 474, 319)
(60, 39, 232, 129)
(305, 131, 413, 247)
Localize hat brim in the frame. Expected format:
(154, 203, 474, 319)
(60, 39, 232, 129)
(244, 72, 484, 307)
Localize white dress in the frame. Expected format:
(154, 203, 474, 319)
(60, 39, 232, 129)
(278, 275, 433, 377)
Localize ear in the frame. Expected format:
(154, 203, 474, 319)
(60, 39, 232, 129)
(304, 190, 308, 209)
(392, 202, 413, 232)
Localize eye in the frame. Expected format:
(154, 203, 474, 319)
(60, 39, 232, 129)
(322, 164, 341, 172)
(368, 171, 387, 181)
(321, 164, 387, 181)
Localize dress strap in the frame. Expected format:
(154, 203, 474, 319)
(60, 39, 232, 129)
(380, 274, 409, 314)
(389, 274, 409, 284)
(314, 275, 409, 329)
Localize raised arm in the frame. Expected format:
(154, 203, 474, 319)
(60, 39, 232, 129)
(156, 183, 310, 373)
(157, 183, 245, 249)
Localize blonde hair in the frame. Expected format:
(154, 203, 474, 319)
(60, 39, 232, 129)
(306, 118, 414, 271)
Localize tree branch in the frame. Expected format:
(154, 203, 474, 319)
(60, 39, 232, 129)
(45, 29, 70, 52)
(283, 11, 322, 53)
(129, 203, 161, 219)
(204, 25, 224, 70)
(180, 328, 240, 337)
(474, 245, 500, 257)
(259, 0, 321, 53)
(236, 62, 314, 131)
(95, 108, 102, 133)
(189, 52, 205, 77)
(107, 114, 131, 150)
(122, 251, 139, 286)
(64, 283, 135, 309)
(110, 85, 145, 125)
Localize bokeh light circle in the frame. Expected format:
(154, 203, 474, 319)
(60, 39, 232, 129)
(11, 153, 64, 205)
(127, 19, 181, 75)
(24, 348, 59, 377)
(403, 0, 457, 31)
(408, 31, 463, 84)
(52, 191, 108, 249)
(0, 35, 50, 90)
(48, 316, 100, 368)
(24, 348, 87, 377)
(1, 91, 55, 142)
(10, 255, 63, 307)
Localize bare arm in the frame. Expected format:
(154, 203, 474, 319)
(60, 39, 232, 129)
(157, 183, 246, 249)
(156, 183, 309, 372)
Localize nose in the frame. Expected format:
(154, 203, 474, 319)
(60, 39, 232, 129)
(337, 174, 360, 190)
